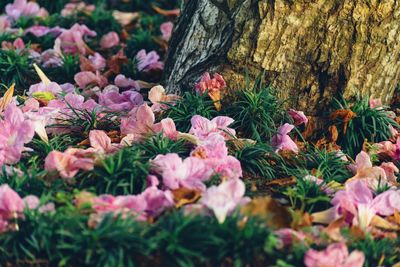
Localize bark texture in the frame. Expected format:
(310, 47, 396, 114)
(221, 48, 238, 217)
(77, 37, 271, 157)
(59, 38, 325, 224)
(164, 0, 400, 114)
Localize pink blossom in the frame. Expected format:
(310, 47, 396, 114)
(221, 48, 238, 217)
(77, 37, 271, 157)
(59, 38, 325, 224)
(13, 38, 25, 50)
(0, 184, 24, 219)
(120, 103, 155, 137)
(89, 130, 119, 154)
(136, 49, 164, 72)
(114, 74, 140, 90)
(189, 115, 236, 140)
(98, 89, 143, 112)
(317, 180, 400, 229)
(92, 186, 173, 221)
(23, 195, 40, 210)
(347, 151, 389, 188)
(200, 179, 246, 223)
(6, 0, 46, 20)
(271, 123, 299, 153)
(288, 109, 308, 126)
(74, 71, 108, 89)
(148, 85, 179, 112)
(25, 25, 63, 37)
(274, 228, 306, 247)
(61, 2, 95, 17)
(100, 31, 120, 49)
(377, 137, 400, 161)
(39, 49, 64, 68)
(152, 153, 211, 191)
(195, 72, 226, 95)
(369, 96, 382, 109)
(304, 242, 365, 267)
(0, 16, 11, 34)
(80, 53, 106, 72)
(160, 22, 173, 41)
(380, 162, 399, 184)
(0, 103, 35, 166)
(28, 81, 63, 96)
(56, 24, 96, 55)
(191, 133, 242, 179)
(153, 118, 179, 140)
(45, 148, 95, 179)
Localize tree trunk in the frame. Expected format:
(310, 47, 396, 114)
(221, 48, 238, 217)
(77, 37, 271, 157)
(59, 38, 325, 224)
(164, 0, 400, 115)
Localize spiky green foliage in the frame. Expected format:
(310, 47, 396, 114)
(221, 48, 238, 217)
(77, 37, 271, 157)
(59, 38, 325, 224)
(26, 135, 81, 166)
(284, 176, 331, 213)
(137, 133, 191, 160)
(36, 0, 69, 13)
(298, 146, 351, 183)
(162, 92, 218, 132)
(50, 105, 120, 135)
(0, 208, 278, 267)
(222, 76, 285, 142)
(232, 141, 277, 180)
(348, 235, 400, 267)
(44, 54, 80, 84)
(0, 49, 37, 91)
(126, 29, 160, 58)
(78, 147, 149, 195)
(332, 97, 399, 157)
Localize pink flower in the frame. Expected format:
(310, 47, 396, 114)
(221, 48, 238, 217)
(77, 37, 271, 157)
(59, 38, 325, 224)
(80, 53, 106, 72)
(28, 81, 63, 96)
(274, 228, 306, 247)
(152, 153, 211, 191)
(347, 151, 389, 187)
(13, 38, 25, 50)
(45, 148, 95, 179)
(288, 109, 308, 126)
(304, 242, 365, 267)
(189, 115, 236, 140)
(136, 50, 164, 72)
(91, 186, 173, 221)
(200, 179, 246, 223)
(195, 72, 226, 95)
(0, 103, 35, 166)
(56, 24, 96, 55)
(0, 184, 24, 219)
(380, 162, 399, 184)
(153, 118, 179, 140)
(314, 180, 400, 229)
(369, 96, 382, 109)
(271, 123, 298, 153)
(23, 195, 40, 210)
(39, 49, 63, 68)
(6, 0, 45, 20)
(114, 74, 140, 90)
(160, 22, 173, 41)
(191, 133, 242, 179)
(61, 2, 95, 17)
(0, 16, 11, 34)
(74, 71, 108, 89)
(148, 85, 179, 112)
(100, 31, 120, 49)
(120, 103, 155, 137)
(89, 130, 119, 154)
(98, 89, 143, 112)
(377, 137, 400, 161)
(25, 25, 63, 37)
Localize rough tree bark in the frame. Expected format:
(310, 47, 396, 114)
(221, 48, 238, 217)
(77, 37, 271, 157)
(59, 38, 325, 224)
(164, 0, 400, 115)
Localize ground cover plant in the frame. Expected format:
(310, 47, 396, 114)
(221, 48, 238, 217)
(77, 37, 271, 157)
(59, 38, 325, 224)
(0, 1, 400, 267)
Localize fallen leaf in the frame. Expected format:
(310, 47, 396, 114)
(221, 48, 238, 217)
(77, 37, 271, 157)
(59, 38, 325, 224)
(241, 196, 291, 228)
(172, 188, 201, 208)
(0, 83, 15, 112)
(152, 5, 180, 17)
(330, 109, 356, 134)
